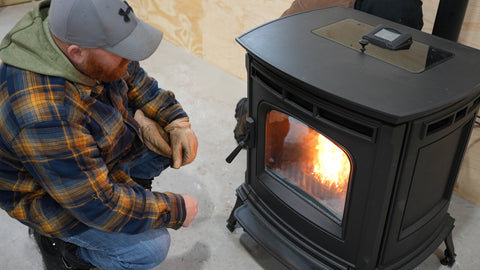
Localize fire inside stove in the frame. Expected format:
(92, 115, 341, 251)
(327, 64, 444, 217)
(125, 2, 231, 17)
(265, 110, 352, 222)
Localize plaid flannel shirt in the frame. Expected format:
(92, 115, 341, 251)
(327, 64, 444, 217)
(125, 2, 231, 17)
(0, 61, 187, 238)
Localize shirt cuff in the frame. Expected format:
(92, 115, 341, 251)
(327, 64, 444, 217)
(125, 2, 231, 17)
(162, 192, 186, 229)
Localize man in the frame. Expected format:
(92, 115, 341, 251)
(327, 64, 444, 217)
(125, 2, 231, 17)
(0, 0, 198, 269)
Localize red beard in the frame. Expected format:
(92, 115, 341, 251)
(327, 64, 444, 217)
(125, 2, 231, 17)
(84, 57, 131, 82)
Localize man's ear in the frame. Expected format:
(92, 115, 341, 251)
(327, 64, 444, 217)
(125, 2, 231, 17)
(66, 45, 86, 66)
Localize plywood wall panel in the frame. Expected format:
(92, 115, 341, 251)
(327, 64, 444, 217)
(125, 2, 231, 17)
(201, 0, 292, 81)
(420, 0, 438, 33)
(130, 0, 291, 80)
(129, 0, 204, 57)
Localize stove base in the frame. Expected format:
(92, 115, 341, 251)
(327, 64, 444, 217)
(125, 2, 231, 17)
(227, 184, 457, 270)
(227, 184, 352, 270)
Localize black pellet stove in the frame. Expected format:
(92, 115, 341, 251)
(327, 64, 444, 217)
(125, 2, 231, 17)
(226, 6, 480, 270)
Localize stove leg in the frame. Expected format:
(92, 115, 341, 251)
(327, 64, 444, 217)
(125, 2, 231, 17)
(440, 231, 456, 267)
(226, 196, 244, 232)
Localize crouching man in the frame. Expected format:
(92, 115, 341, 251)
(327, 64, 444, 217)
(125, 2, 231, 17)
(0, 0, 198, 269)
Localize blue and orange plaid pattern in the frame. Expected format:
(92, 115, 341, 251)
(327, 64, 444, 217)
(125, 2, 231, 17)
(0, 61, 187, 238)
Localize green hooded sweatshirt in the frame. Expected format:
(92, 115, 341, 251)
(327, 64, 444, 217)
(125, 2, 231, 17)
(0, 0, 96, 86)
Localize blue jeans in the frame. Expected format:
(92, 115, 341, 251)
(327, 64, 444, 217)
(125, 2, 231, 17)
(62, 150, 173, 269)
(62, 227, 171, 270)
(129, 149, 172, 180)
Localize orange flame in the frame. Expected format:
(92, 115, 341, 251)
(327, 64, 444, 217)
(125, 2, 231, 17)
(264, 110, 351, 218)
(311, 134, 350, 193)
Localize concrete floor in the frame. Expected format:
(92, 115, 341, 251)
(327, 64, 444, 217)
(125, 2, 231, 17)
(1, 2, 480, 270)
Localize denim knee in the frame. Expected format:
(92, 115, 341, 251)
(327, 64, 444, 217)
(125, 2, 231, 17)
(70, 228, 171, 270)
(111, 231, 170, 270)
(137, 229, 171, 267)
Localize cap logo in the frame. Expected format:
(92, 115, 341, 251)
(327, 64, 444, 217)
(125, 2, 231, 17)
(118, 1, 134, 22)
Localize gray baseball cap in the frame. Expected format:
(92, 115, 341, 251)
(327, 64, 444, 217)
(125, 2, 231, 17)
(49, 0, 163, 61)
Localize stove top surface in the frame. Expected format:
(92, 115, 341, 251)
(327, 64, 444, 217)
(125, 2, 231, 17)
(237, 7, 480, 124)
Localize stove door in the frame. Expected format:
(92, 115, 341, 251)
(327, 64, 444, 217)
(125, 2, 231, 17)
(264, 110, 352, 222)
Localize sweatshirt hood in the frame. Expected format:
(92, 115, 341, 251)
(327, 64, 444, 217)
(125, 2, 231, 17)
(0, 0, 96, 86)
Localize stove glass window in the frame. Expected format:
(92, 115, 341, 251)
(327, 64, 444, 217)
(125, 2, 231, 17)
(265, 110, 351, 222)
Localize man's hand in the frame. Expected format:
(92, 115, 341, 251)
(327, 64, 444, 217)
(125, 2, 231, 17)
(164, 118, 198, 169)
(134, 110, 198, 169)
(134, 110, 172, 158)
(181, 194, 198, 227)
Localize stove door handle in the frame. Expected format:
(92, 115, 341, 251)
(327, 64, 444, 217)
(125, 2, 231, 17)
(226, 117, 255, 163)
(225, 139, 246, 163)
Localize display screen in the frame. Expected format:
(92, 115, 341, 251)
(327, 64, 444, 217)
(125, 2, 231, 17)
(374, 28, 400, 42)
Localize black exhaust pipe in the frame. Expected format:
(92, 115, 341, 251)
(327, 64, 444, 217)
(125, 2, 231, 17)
(432, 0, 470, 42)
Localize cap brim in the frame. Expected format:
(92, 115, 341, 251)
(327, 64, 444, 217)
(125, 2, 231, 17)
(104, 20, 163, 61)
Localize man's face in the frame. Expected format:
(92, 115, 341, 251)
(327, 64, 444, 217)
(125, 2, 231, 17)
(82, 48, 131, 82)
